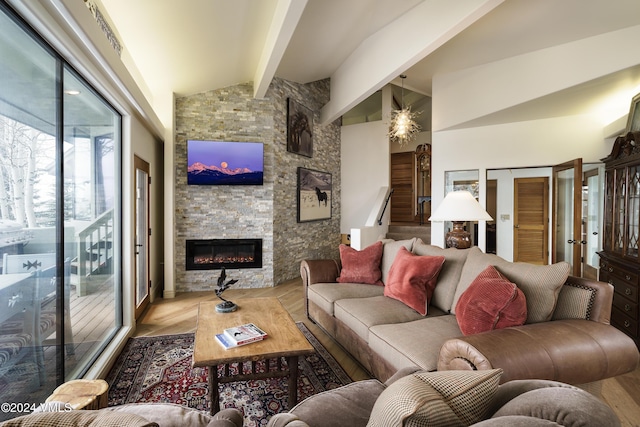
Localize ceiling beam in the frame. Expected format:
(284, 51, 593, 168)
(320, 0, 504, 125)
(253, 0, 308, 99)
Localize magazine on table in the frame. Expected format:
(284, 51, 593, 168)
(215, 333, 247, 350)
(215, 323, 267, 349)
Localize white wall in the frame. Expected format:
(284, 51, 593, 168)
(390, 130, 431, 154)
(432, 25, 640, 132)
(430, 114, 616, 249)
(340, 121, 390, 234)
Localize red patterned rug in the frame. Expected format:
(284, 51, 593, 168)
(105, 322, 353, 427)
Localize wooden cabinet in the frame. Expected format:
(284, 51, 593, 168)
(416, 144, 431, 222)
(599, 256, 639, 343)
(599, 131, 640, 349)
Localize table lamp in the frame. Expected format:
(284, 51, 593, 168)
(429, 190, 493, 249)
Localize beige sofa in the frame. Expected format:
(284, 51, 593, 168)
(301, 238, 639, 388)
(0, 404, 243, 427)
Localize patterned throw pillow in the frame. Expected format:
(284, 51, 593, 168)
(366, 369, 503, 427)
(384, 247, 445, 315)
(337, 241, 384, 286)
(551, 280, 597, 320)
(455, 265, 527, 335)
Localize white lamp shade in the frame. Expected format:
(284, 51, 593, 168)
(429, 190, 493, 222)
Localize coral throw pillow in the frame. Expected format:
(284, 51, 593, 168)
(337, 241, 384, 286)
(384, 247, 445, 315)
(456, 265, 527, 335)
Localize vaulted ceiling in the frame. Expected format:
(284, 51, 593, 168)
(97, 0, 640, 129)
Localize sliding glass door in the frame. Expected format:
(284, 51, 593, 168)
(0, 4, 121, 419)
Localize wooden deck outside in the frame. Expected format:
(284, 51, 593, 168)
(0, 273, 117, 421)
(61, 274, 117, 376)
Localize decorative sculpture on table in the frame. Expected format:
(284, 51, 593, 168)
(215, 268, 238, 313)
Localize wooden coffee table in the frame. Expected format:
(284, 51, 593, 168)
(192, 297, 314, 415)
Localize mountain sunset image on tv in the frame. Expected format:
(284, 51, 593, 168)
(187, 140, 264, 185)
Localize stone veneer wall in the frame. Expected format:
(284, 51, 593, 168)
(174, 78, 340, 291)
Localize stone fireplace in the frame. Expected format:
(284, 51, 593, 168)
(174, 79, 340, 291)
(185, 239, 262, 270)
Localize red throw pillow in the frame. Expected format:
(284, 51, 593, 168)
(384, 247, 445, 315)
(456, 265, 527, 335)
(337, 241, 384, 286)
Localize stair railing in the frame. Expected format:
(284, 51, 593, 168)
(378, 188, 394, 225)
(350, 186, 392, 250)
(75, 208, 114, 296)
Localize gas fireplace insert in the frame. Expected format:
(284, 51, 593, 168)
(186, 239, 262, 270)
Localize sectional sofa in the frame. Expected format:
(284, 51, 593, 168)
(301, 238, 639, 389)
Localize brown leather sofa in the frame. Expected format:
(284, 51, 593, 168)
(301, 239, 639, 389)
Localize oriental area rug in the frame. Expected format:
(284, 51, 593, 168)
(105, 322, 352, 427)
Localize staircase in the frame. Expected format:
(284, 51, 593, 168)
(386, 224, 431, 243)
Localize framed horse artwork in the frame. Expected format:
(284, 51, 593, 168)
(297, 167, 331, 222)
(287, 98, 313, 157)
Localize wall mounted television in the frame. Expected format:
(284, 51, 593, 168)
(187, 140, 264, 185)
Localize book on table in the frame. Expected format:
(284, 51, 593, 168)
(215, 323, 267, 349)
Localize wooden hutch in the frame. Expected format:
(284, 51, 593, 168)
(599, 130, 640, 349)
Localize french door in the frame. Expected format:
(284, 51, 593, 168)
(134, 156, 150, 319)
(552, 159, 583, 276)
(582, 168, 601, 279)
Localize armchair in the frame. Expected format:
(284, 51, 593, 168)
(267, 368, 620, 427)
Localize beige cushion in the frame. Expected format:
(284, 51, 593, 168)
(1, 411, 157, 427)
(334, 296, 427, 341)
(412, 240, 471, 313)
(307, 282, 384, 316)
(366, 369, 503, 427)
(101, 403, 216, 427)
(380, 238, 416, 285)
(368, 315, 459, 373)
(453, 248, 569, 323)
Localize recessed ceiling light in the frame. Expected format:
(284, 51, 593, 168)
(64, 89, 81, 95)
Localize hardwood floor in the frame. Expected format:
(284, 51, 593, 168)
(135, 278, 640, 426)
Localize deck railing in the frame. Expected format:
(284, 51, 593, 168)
(75, 209, 114, 296)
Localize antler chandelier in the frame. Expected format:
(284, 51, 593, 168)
(388, 75, 421, 146)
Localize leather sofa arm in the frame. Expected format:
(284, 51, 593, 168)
(554, 276, 613, 324)
(300, 259, 341, 288)
(300, 259, 341, 318)
(438, 319, 639, 385)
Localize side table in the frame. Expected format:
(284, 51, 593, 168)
(45, 379, 109, 410)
